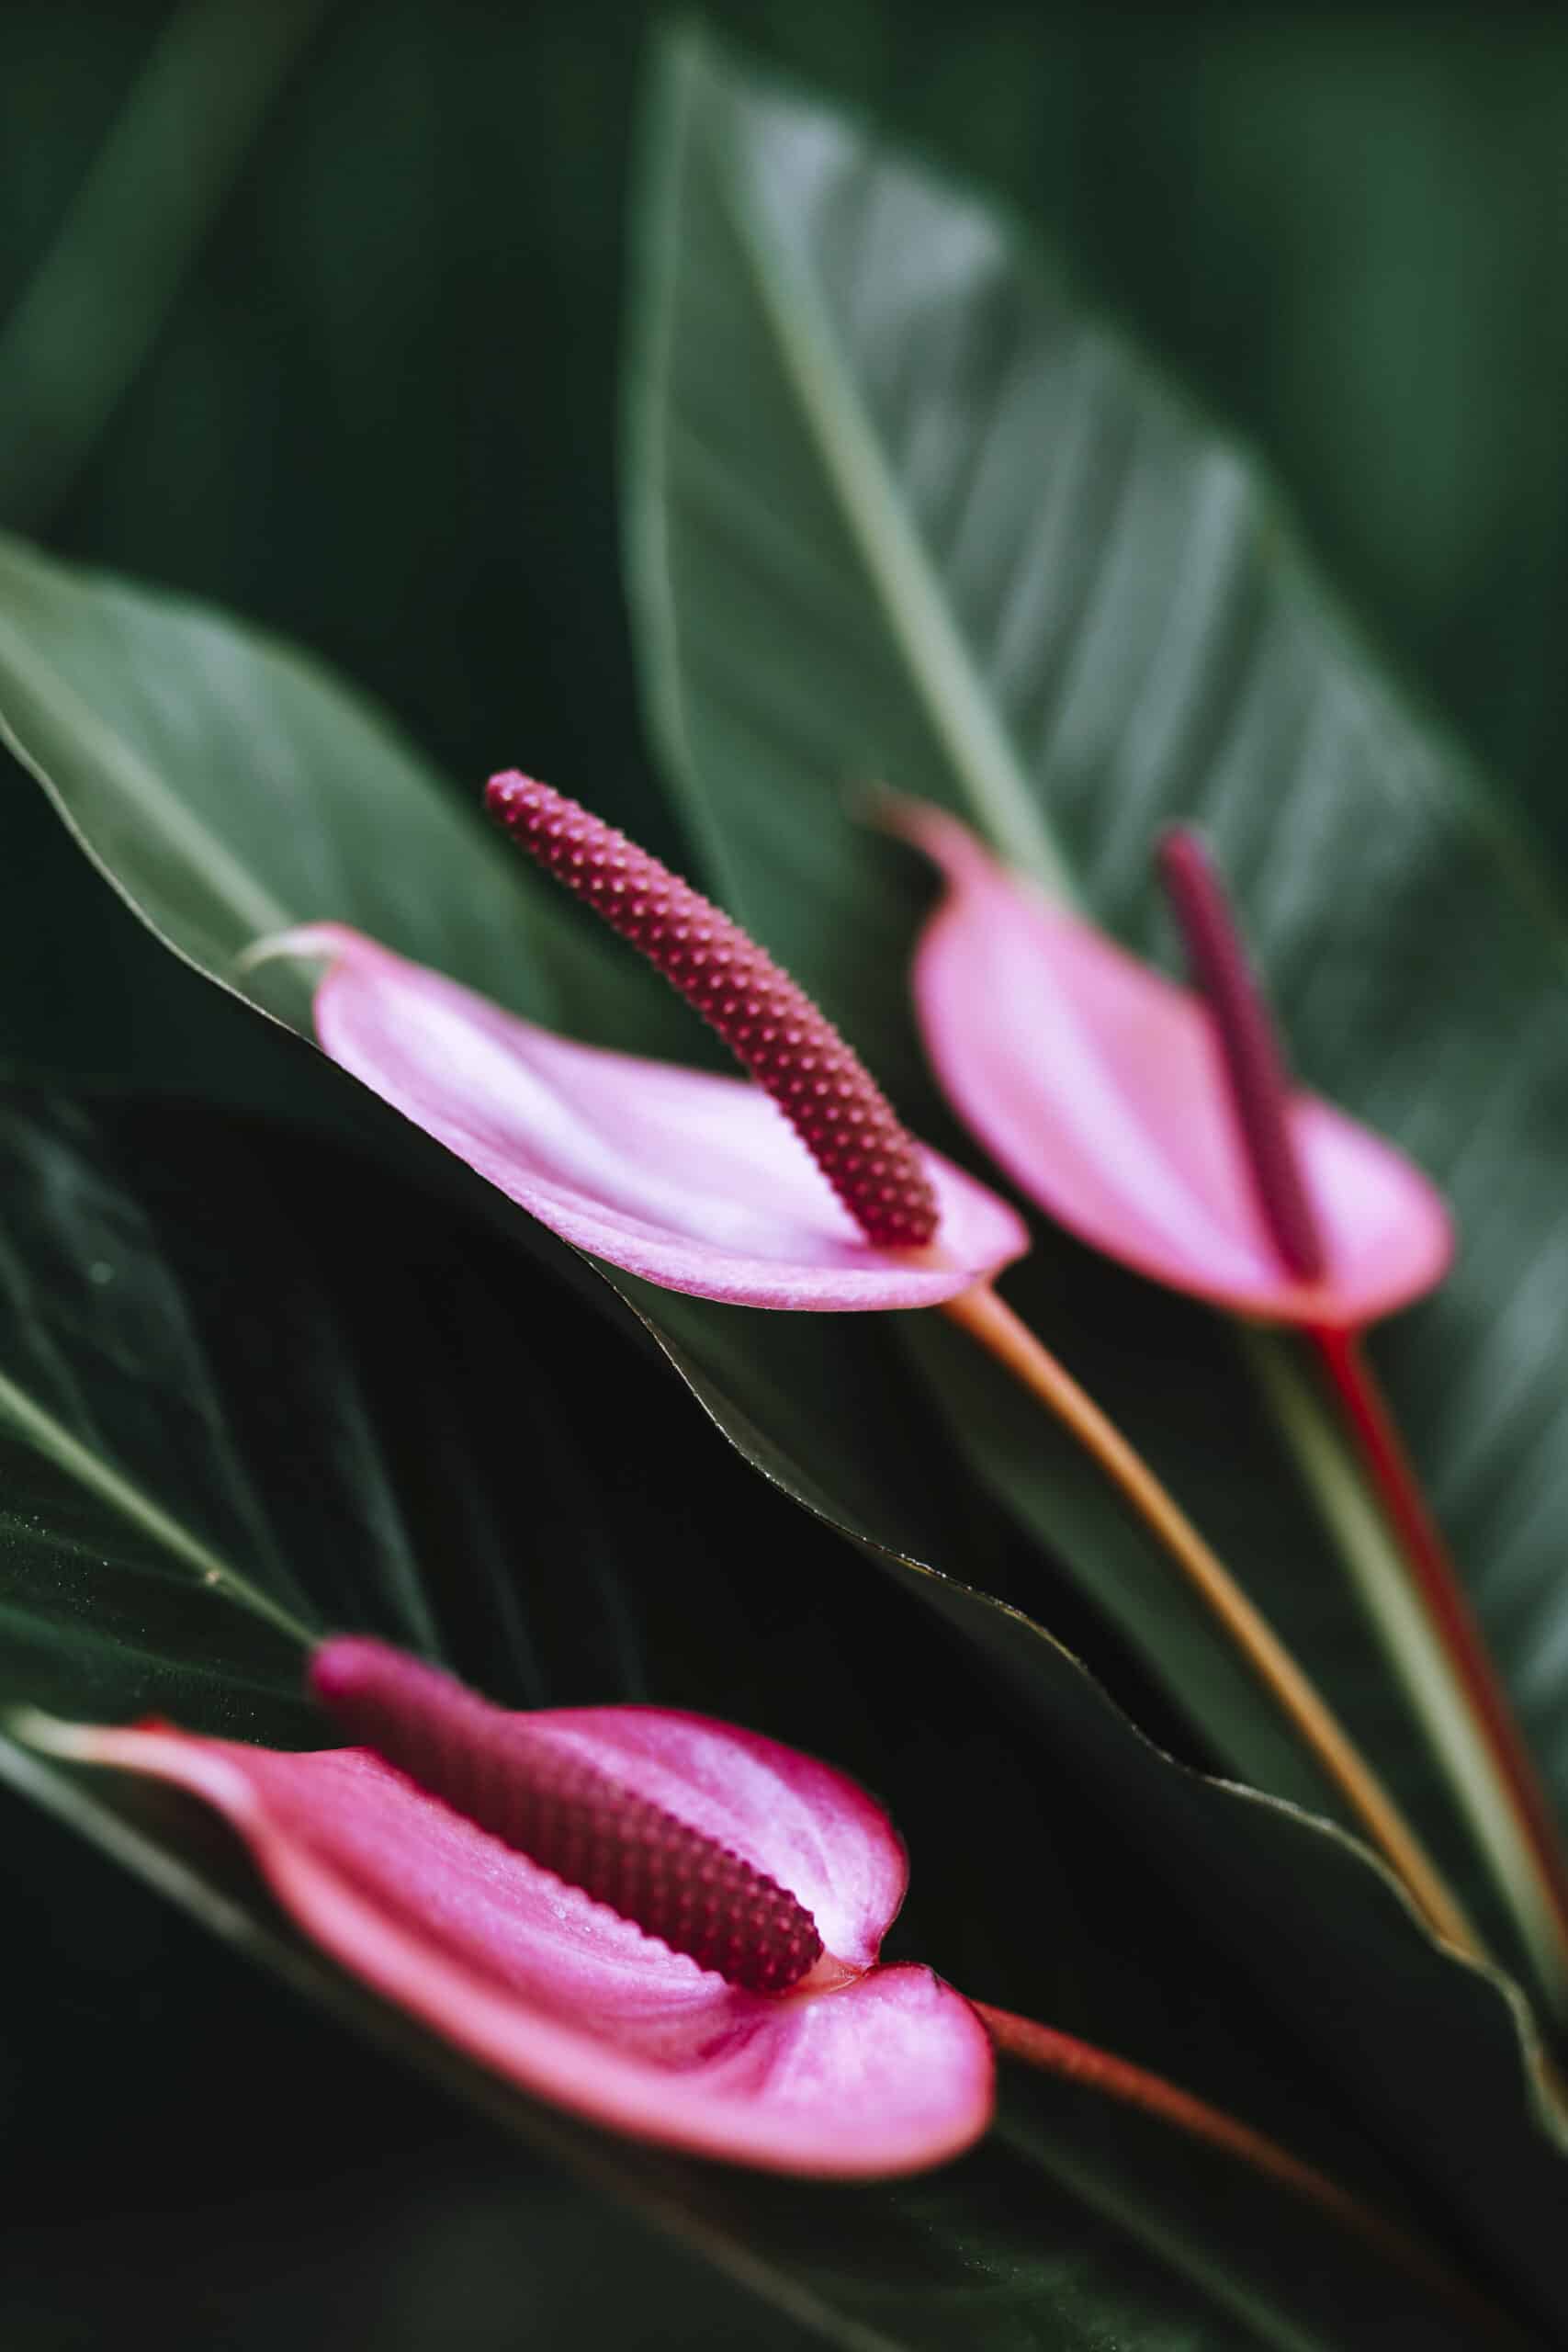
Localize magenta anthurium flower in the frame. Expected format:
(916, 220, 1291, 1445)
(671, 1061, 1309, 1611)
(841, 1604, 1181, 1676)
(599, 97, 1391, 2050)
(36, 1640, 993, 2176)
(26, 1649, 1490, 2307)
(250, 778, 1027, 1311)
(890, 800, 1451, 1329)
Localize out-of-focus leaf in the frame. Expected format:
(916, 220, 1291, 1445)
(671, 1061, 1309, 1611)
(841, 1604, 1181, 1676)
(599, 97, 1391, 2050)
(622, 26, 1568, 1984)
(2, 1090, 1527, 2351)
(0, 0, 326, 528)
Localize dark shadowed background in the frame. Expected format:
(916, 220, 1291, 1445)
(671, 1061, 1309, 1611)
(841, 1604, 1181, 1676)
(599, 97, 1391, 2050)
(3, 3, 1564, 2344)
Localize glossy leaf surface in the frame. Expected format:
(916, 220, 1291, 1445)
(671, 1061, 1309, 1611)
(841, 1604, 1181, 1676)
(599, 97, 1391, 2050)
(0, 293, 1563, 2331)
(0, 528, 692, 1063)
(2, 1090, 1540, 2347)
(624, 28, 1568, 1974)
(1, 502, 1566, 2328)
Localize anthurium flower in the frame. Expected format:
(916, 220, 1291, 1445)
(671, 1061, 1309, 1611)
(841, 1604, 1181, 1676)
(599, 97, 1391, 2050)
(250, 777, 1027, 1311)
(33, 1639, 993, 2176)
(892, 801, 1568, 1996)
(24, 1644, 1492, 2314)
(889, 799, 1451, 1328)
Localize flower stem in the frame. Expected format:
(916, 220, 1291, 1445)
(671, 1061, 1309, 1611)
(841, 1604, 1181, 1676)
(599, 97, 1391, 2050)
(1151, 831, 1566, 1999)
(974, 1999, 1520, 2335)
(940, 1280, 1483, 1960)
(1307, 1323, 1568, 1998)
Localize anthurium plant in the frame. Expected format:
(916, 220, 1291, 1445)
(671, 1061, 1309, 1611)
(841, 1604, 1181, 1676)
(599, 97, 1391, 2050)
(3, 24, 1568, 2349)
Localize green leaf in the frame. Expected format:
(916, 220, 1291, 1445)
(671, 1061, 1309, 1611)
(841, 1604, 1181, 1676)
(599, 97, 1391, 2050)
(0, 527, 692, 1063)
(2, 1088, 1527, 2351)
(622, 28, 1568, 1988)
(0, 325, 1562, 2322)
(0, 0, 326, 529)
(3, 468, 1568, 2324)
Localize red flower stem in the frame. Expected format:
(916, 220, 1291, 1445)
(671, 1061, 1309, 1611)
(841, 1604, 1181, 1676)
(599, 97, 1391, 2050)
(940, 1280, 1484, 1962)
(1308, 1323, 1568, 1958)
(1153, 831, 1565, 1969)
(973, 2000, 1520, 2335)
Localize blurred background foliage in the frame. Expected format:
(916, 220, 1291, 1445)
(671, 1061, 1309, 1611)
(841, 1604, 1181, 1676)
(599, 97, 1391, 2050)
(2, 1, 1564, 2344)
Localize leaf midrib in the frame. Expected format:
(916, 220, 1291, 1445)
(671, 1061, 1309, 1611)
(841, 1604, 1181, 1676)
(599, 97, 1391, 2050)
(645, 39, 1073, 906)
(0, 1366, 312, 1645)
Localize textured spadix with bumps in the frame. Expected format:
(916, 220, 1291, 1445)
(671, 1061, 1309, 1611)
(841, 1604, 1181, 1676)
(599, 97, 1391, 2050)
(310, 1638, 825, 1996)
(32, 1642, 994, 2175)
(486, 773, 937, 1248)
(249, 785, 1026, 1310)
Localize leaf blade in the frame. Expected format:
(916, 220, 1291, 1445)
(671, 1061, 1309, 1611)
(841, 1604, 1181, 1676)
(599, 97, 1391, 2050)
(3, 1087, 1514, 2350)
(622, 25, 1568, 1987)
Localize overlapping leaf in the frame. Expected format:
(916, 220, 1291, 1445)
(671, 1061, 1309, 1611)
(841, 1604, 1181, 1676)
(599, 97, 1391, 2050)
(1, 1090, 1523, 2349)
(623, 30, 1568, 1979)
(0, 537, 1565, 2335)
(0, 116, 1566, 2319)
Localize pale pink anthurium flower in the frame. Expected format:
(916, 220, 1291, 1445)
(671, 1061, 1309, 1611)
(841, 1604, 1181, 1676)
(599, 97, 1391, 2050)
(247, 777, 1027, 1313)
(889, 800, 1452, 1329)
(36, 1640, 994, 2177)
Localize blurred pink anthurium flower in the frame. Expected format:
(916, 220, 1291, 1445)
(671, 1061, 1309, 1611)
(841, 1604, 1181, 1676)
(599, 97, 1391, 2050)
(889, 800, 1452, 1329)
(248, 777, 1027, 1312)
(33, 1639, 993, 2177)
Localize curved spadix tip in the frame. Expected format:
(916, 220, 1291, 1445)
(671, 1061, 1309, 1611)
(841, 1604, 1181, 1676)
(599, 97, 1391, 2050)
(309, 1633, 400, 1713)
(1153, 823, 1213, 893)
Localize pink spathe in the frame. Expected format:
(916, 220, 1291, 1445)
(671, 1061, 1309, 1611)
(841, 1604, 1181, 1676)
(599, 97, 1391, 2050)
(895, 802, 1452, 1329)
(62, 1660, 994, 2177)
(262, 922, 1027, 1310)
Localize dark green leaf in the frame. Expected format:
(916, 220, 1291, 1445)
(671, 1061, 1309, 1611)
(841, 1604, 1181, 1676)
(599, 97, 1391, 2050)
(0, 0, 326, 529)
(623, 27, 1568, 1992)
(0, 268, 1563, 2327)
(3, 1089, 1529, 2350)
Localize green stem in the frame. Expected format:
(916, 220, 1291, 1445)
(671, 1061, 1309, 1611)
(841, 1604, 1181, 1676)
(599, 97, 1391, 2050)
(1245, 1326, 1568, 2013)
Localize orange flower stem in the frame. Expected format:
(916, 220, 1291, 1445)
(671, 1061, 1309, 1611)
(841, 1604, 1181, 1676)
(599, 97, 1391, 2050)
(940, 1279, 1484, 1961)
(1308, 1322, 1568, 1973)
(974, 1999, 1521, 2337)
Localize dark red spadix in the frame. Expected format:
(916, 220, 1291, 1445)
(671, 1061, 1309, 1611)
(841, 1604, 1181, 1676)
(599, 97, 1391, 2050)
(310, 1638, 822, 1996)
(487, 772, 940, 1251)
(1155, 830, 1326, 1285)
